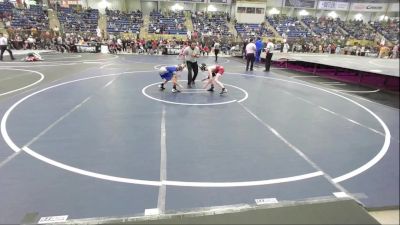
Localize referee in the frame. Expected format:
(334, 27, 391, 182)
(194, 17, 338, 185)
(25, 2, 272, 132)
(0, 33, 15, 61)
(184, 41, 200, 88)
(213, 40, 220, 62)
(245, 38, 256, 71)
(264, 40, 274, 72)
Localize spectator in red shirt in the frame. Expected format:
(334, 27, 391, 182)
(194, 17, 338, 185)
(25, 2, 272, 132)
(203, 45, 209, 56)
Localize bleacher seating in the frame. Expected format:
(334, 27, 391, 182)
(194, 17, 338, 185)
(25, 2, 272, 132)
(0, 2, 48, 31)
(370, 19, 399, 43)
(339, 20, 376, 41)
(58, 7, 99, 33)
(106, 9, 143, 34)
(192, 12, 230, 37)
(0, 1, 13, 19)
(234, 23, 274, 39)
(11, 5, 49, 31)
(267, 15, 311, 38)
(302, 16, 344, 38)
(148, 10, 186, 35)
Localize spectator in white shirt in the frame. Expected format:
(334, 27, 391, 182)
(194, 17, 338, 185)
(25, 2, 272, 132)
(283, 43, 289, 53)
(245, 38, 256, 71)
(27, 36, 35, 49)
(0, 33, 15, 61)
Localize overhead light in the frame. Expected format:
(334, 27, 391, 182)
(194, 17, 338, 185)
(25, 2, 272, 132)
(327, 11, 337, 18)
(379, 15, 388, 21)
(171, 3, 183, 11)
(208, 5, 217, 12)
(354, 13, 363, 21)
(298, 10, 309, 16)
(99, 0, 109, 8)
(269, 8, 280, 15)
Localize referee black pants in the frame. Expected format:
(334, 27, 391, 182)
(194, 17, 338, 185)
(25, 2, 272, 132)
(214, 49, 219, 62)
(265, 52, 273, 71)
(186, 61, 198, 85)
(0, 45, 14, 60)
(246, 53, 255, 71)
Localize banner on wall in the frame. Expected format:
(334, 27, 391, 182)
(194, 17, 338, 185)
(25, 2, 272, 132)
(350, 3, 387, 12)
(285, 0, 316, 9)
(209, 0, 231, 4)
(318, 1, 349, 11)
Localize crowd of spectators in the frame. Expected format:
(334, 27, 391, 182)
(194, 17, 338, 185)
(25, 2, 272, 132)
(5, 27, 100, 52)
(0, 2, 48, 31)
(58, 7, 99, 34)
(0, 1, 14, 21)
(148, 10, 187, 35)
(370, 19, 399, 43)
(267, 15, 311, 39)
(106, 37, 195, 54)
(1, 1, 398, 59)
(301, 16, 344, 40)
(106, 37, 233, 56)
(235, 22, 274, 40)
(11, 5, 48, 31)
(339, 19, 376, 41)
(106, 9, 143, 34)
(192, 12, 230, 38)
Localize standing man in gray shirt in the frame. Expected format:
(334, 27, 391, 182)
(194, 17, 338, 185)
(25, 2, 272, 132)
(184, 41, 200, 88)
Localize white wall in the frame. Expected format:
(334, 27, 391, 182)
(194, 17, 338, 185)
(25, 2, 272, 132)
(126, 0, 141, 11)
(386, 11, 399, 18)
(235, 2, 266, 24)
(230, 3, 236, 17)
(266, 0, 283, 8)
(141, 1, 157, 14)
(388, 3, 399, 12)
(387, 3, 399, 18)
(281, 7, 293, 16)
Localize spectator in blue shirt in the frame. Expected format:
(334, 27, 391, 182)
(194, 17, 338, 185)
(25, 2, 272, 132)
(255, 37, 263, 62)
